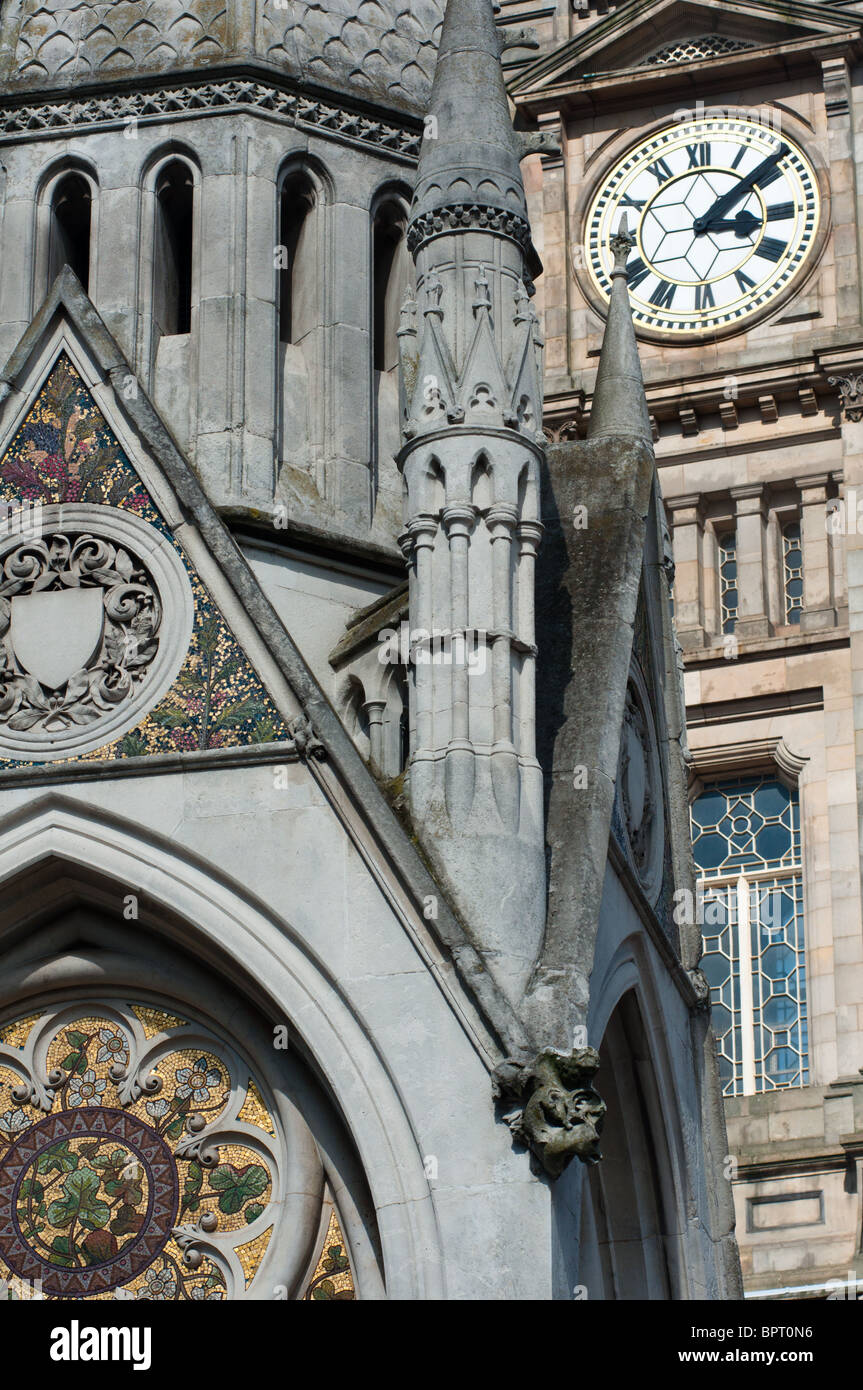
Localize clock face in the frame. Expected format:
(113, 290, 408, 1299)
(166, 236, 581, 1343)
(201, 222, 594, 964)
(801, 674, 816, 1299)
(585, 115, 820, 336)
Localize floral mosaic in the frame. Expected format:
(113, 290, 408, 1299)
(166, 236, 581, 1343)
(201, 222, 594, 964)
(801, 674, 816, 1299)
(0, 1004, 281, 1300)
(305, 1210, 355, 1300)
(0, 354, 289, 766)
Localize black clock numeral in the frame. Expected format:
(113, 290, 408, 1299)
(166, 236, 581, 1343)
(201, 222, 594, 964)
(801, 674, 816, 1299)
(695, 282, 715, 311)
(731, 145, 748, 170)
(619, 194, 646, 212)
(686, 142, 711, 168)
(756, 162, 784, 190)
(647, 157, 673, 184)
(766, 201, 795, 221)
(734, 269, 756, 292)
(626, 257, 650, 289)
(649, 279, 676, 309)
(756, 236, 788, 263)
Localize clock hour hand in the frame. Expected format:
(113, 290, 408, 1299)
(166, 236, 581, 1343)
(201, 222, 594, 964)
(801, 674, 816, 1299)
(702, 209, 761, 237)
(693, 145, 789, 234)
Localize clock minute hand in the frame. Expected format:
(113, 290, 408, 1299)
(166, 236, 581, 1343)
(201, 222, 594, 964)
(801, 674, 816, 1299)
(693, 144, 789, 234)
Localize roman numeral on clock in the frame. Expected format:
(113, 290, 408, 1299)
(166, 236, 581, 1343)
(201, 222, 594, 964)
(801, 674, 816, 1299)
(766, 202, 795, 221)
(756, 236, 787, 262)
(731, 146, 748, 170)
(626, 257, 650, 289)
(756, 162, 784, 190)
(649, 279, 676, 309)
(735, 269, 756, 292)
(647, 157, 673, 184)
(687, 142, 711, 168)
(619, 194, 646, 212)
(695, 282, 715, 311)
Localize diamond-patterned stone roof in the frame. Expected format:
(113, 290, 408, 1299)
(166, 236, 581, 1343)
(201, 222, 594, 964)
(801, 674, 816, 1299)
(0, 0, 447, 112)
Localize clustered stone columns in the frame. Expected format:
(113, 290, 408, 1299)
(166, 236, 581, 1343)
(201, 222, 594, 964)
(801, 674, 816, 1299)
(400, 515, 437, 801)
(442, 502, 477, 826)
(730, 484, 773, 640)
(516, 519, 543, 791)
(487, 503, 519, 829)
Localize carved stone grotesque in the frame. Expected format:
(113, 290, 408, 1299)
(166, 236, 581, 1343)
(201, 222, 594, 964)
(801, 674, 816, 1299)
(493, 1047, 606, 1177)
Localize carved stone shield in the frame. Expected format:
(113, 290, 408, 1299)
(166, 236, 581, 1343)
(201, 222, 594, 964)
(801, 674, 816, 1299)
(10, 589, 104, 690)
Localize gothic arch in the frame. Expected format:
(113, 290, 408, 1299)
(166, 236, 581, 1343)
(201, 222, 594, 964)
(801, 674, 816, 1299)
(33, 158, 100, 310)
(370, 182, 412, 503)
(274, 155, 333, 485)
(582, 946, 693, 1299)
(0, 795, 445, 1299)
(136, 147, 202, 416)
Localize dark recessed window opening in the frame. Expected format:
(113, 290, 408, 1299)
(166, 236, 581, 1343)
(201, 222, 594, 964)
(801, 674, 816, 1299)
(154, 161, 194, 337)
(49, 174, 92, 292)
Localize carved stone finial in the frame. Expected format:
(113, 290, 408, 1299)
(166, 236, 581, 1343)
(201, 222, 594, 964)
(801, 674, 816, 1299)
(425, 269, 444, 317)
(398, 290, 417, 338)
(492, 1046, 606, 1177)
(608, 212, 636, 277)
(473, 264, 492, 314)
(828, 372, 863, 422)
(514, 281, 531, 325)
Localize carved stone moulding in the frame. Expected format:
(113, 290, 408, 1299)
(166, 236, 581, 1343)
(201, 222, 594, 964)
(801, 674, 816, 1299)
(0, 505, 194, 761)
(615, 659, 665, 904)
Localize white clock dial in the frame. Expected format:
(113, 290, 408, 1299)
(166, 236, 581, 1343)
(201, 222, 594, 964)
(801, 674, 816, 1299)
(585, 115, 820, 335)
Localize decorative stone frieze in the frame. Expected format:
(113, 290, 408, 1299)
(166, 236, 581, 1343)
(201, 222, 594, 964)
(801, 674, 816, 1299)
(0, 79, 422, 159)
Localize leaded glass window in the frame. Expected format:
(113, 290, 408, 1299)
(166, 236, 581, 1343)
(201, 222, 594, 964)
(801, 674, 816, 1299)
(782, 520, 804, 625)
(691, 777, 808, 1097)
(717, 532, 738, 634)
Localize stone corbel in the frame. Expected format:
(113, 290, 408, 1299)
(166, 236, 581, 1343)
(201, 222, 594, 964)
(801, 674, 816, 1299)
(288, 712, 327, 762)
(492, 1047, 606, 1177)
(822, 56, 850, 118)
(828, 372, 863, 422)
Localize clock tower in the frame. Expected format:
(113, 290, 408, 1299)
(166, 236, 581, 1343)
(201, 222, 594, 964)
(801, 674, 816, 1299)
(511, 0, 863, 1298)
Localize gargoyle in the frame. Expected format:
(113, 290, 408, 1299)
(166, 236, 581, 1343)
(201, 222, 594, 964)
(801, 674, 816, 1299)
(493, 1047, 606, 1177)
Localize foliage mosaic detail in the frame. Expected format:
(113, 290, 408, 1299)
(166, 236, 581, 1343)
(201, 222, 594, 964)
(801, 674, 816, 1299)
(0, 1004, 280, 1300)
(0, 354, 288, 765)
(305, 1210, 355, 1300)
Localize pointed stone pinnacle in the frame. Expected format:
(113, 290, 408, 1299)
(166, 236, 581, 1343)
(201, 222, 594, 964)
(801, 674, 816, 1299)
(409, 0, 534, 253)
(588, 214, 652, 445)
(608, 212, 636, 276)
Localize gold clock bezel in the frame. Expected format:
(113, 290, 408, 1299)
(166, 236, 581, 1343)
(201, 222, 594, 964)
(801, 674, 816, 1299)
(577, 110, 830, 345)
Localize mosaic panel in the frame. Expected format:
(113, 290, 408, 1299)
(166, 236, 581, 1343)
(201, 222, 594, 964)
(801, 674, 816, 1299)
(305, 1209, 356, 1300)
(0, 1004, 280, 1299)
(0, 354, 289, 767)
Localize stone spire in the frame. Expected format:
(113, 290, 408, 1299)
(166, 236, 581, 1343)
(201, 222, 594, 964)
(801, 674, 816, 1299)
(588, 215, 653, 445)
(397, 0, 545, 1010)
(407, 0, 540, 277)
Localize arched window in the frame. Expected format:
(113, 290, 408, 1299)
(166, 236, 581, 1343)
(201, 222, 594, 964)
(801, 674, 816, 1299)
(372, 198, 410, 372)
(153, 160, 194, 338)
(278, 173, 317, 346)
(48, 173, 91, 291)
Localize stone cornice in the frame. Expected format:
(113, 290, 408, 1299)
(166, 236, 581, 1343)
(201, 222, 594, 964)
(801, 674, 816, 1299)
(0, 69, 422, 161)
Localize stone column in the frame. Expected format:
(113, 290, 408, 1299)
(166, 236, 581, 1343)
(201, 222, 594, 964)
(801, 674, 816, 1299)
(364, 697, 387, 775)
(797, 474, 837, 631)
(730, 484, 773, 640)
(442, 504, 476, 825)
(487, 504, 519, 828)
(408, 516, 437, 759)
(666, 495, 707, 649)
